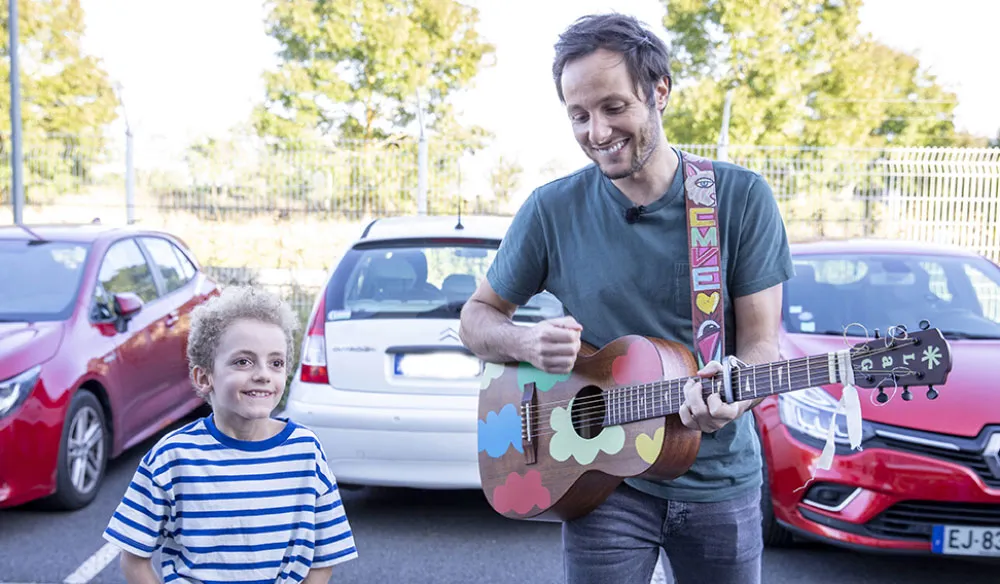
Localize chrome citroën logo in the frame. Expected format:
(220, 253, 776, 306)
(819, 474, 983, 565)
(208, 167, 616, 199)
(439, 327, 460, 342)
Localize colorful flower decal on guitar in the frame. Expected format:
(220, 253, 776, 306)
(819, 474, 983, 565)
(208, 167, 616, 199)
(479, 362, 505, 390)
(492, 470, 551, 515)
(611, 340, 663, 385)
(478, 403, 523, 458)
(517, 362, 571, 392)
(549, 398, 626, 465)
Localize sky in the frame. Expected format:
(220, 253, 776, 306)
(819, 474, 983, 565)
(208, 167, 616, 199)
(77, 0, 1000, 196)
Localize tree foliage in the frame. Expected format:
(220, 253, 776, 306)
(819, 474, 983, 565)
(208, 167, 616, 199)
(660, 0, 976, 147)
(1, 0, 118, 200)
(254, 0, 495, 144)
(1, 0, 117, 138)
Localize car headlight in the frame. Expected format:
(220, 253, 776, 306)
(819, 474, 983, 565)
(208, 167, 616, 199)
(0, 365, 42, 419)
(778, 387, 874, 445)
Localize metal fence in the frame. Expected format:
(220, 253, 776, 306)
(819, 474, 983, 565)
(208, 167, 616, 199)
(3, 133, 999, 315)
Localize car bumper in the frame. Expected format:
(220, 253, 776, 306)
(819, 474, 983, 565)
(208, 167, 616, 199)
(761, 416, 1000, 558)
(0, 399, 61, 509)
(280, 380, 481, 490)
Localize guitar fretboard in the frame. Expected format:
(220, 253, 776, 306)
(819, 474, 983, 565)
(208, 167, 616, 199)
(604, 355, 837, 426)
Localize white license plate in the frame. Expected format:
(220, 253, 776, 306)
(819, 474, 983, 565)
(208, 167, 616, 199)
(393, 352, 483, 379)
(931, 525, 1000, 556)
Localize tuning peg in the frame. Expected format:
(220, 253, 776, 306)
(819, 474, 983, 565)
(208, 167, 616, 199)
(902, 388, 912, 401)
(927, 385, 939, 400)
(876, 388, 889, 403)
(919, 319, 931, 331)
(874, 328, 880, 339)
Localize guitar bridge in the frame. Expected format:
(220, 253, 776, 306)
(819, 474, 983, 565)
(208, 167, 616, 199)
(521, 382, 537, 465)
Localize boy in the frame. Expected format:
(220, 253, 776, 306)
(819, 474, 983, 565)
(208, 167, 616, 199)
(103, 286, 358, 583)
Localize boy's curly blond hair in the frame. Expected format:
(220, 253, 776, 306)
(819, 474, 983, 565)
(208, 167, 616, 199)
(186, 286, 301, 397)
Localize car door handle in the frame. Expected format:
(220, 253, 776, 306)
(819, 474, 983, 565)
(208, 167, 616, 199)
(165, 312, 179, 327)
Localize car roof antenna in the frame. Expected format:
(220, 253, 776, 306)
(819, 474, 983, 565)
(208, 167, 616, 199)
(455, 198, 464, 230)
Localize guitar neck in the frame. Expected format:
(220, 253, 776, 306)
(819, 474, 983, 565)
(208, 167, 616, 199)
(604, 353, 841, 427)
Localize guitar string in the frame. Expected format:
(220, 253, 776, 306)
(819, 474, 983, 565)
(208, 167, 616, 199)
(512, 337, 924, 418)
(518, 367, 917, 439)
(523, 362, 918, 422)
(526, 363, 914, 419)
(516, 338, 917, 413)
(521, 370, 916, 439)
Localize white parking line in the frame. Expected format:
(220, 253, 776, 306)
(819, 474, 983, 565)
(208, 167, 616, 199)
(62, 543, 120, 584)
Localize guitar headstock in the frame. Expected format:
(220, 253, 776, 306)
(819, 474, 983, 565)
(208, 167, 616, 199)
(848, 321, 953, 402)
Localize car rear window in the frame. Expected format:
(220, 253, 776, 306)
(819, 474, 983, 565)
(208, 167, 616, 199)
(323, 240, 564, 323)
(0, 240, 92, 321)
(784, 253, 1000, 340)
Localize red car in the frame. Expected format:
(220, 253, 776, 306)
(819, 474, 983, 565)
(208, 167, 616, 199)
(757, 238, 1000, 559)
(0, 223, 218, 509)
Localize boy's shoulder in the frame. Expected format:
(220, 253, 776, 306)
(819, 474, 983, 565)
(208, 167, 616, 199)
(139, 416, 212, 466)
(281, 420, 326, 456)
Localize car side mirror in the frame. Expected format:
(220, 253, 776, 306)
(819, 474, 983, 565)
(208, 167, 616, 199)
(113, 293, 143, 332)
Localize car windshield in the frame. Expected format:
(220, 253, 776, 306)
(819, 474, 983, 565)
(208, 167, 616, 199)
(326, 242, 564, 322)
(0, 240, 91, 322)
(784, 253, 1000, 340)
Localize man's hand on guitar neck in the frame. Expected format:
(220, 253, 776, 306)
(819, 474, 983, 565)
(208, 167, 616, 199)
(678, 360, 759, 433)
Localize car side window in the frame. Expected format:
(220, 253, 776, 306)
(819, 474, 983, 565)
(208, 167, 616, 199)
(173, 246, 197, 281)
(141, 237, 194, 294)
(98, 239, 159, 305)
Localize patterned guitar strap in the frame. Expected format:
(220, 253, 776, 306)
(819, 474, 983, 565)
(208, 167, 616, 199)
(680, 150, 863, 492)
(680, 150, 725, 369)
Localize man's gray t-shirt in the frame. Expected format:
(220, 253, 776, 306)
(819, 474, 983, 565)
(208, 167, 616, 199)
(485, 149, 795, 503)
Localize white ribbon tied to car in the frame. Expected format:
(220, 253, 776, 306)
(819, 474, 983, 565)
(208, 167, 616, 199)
(795, 349, 864, 492)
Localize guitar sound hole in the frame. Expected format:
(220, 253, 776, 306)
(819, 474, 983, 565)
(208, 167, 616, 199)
(571, 386, 607, 440)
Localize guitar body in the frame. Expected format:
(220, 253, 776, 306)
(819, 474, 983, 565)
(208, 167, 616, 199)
(477, 334, 703, 522)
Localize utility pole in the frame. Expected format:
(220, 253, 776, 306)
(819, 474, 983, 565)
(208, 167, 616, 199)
(117, 84, 135, 224)
(8, 0, 25, 224)
(416, 89, 428, 215)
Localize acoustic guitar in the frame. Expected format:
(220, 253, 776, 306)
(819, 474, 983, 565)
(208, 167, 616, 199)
(476, 322, 953, 522)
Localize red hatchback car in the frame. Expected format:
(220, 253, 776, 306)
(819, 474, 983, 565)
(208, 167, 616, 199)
(757, 239, 1000, 559)
(0, 223, 218, 510)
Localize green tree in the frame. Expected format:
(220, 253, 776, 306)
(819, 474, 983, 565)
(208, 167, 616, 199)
(489, 155, 523, 208)
(660, 0, 973, 148)
(254, 0, 495, 144)
(1, 0, 118, 201)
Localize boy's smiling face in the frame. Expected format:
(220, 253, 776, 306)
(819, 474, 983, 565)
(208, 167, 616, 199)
(193, 317, 288, 439)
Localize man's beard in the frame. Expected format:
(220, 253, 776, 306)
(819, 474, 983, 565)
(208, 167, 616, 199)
(599, 107, 661, 181)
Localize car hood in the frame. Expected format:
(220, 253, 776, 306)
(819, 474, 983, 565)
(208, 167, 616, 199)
(0, 322, 65, 380)
(781, 332, 998, 437)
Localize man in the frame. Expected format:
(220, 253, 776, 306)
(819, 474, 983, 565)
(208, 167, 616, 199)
(458, 12, 794, 584)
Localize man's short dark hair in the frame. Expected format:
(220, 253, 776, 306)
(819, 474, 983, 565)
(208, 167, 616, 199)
(552, 13, 673, 109)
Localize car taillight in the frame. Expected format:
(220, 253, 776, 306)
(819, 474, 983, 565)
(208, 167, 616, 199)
(300, 292, 329, 384)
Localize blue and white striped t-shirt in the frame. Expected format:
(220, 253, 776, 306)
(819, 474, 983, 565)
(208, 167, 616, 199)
(103, 415, 358, 583)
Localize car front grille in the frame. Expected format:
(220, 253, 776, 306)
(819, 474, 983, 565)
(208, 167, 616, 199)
(871, 426, 1000, 489)
(866, 501, 1000, 541)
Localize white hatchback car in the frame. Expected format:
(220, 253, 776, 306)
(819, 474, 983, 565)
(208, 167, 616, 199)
(280, 214, 564, 489)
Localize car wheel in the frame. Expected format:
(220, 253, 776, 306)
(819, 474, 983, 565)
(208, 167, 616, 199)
(760, 449, 796, 547)
(48, 390, 109, 510)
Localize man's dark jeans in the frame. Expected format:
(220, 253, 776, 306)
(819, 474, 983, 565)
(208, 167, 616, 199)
(562, 483, 763, 584)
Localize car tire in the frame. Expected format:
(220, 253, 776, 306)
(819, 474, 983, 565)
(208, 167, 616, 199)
(760, 449, 796, 547)
(47, 390, 109, 510)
